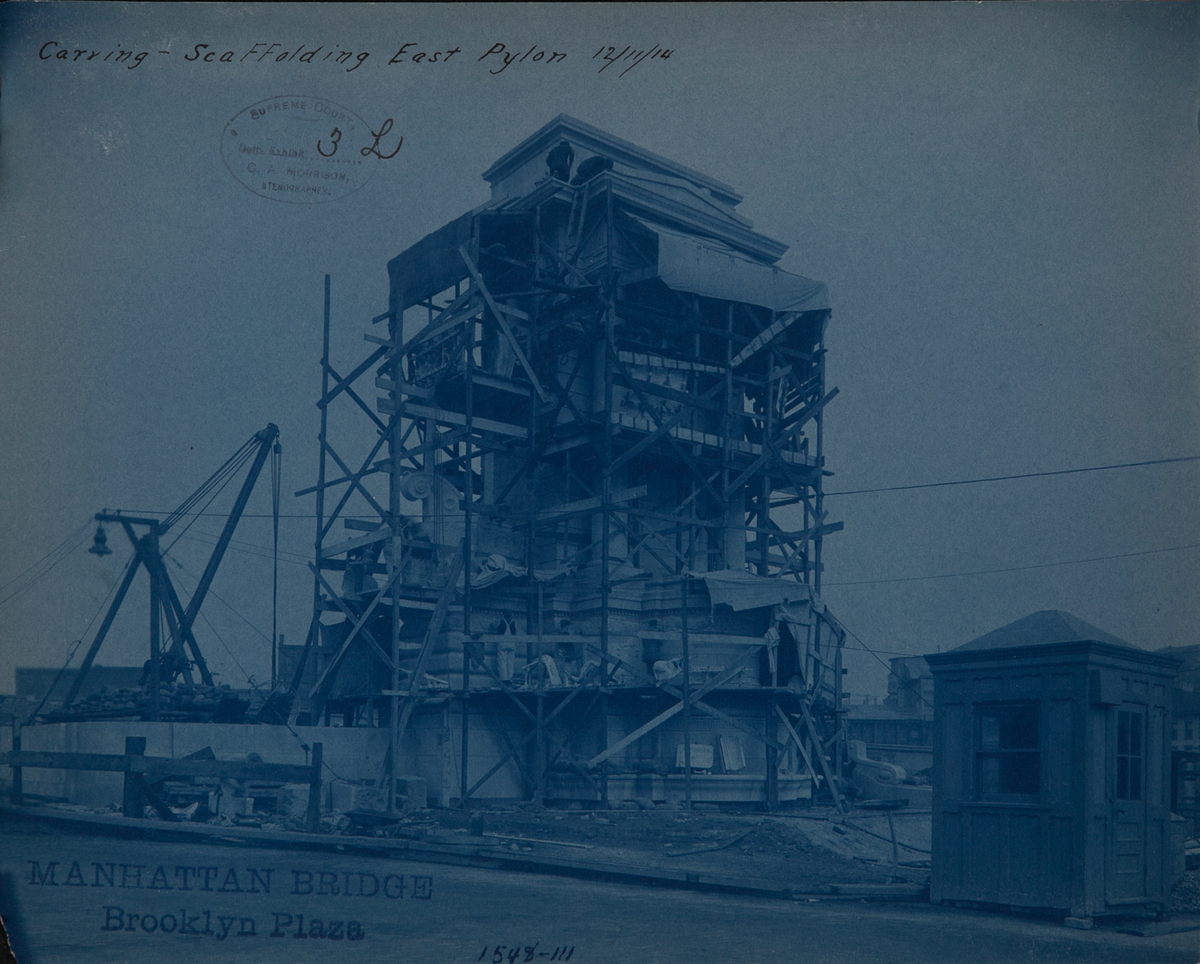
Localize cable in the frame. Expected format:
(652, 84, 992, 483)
(161, 434, 259, 535)
(824, 542, 1200, 587)
(167, 558, 257, 687)
(175, 531, 311, 568)
(165, 552, 273, 645)
(837, 618, 934, 713)
(0, 519, 92, 597)
(841, 645, 928, 657)
(24, 638, 84, 724)
(163, 445, 257, 554)
(195, 605, 255, 685)
(116, 452, 1200, 516)
(119, 510, 317, 519)
(23, 554, 137, 723)
(0, 521, 94, 612)
(825, 455, 1199, 497)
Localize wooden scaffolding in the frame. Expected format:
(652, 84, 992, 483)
(291, 116, 848, 811)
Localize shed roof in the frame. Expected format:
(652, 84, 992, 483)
(950, 610, 1134, 653)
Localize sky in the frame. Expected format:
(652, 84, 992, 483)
(0, 2, 1197, 699)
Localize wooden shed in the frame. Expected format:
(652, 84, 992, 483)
(925, 611, 1180, 920)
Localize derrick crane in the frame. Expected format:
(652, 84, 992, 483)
(61, 424, 280, 721)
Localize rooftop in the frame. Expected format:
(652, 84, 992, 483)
(482, 114, 743, 207)
(949, 610, 1134, 654)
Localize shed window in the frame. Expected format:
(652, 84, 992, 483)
(1116, 709, 1143, 801)
(976, 702, 1040, 798)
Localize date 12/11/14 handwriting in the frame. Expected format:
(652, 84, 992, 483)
(477, 944, 576, 962)
(593, 45, 673, 77)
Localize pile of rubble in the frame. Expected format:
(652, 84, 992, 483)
(1171, 869, 1200, 914)
(41, 681, 249, 723)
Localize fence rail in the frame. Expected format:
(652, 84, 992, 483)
(3, 722, 323, 832)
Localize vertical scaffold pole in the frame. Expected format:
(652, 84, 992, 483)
(388, 285, 404, 809)
(834, 627, 844, 786)
(528, 275, 542, 806)
(147, 525, 161, 722)
(599, 182, 616, 807)
(814, 330, 826, 595)
(312, 275, 331, 722)
(11, 719, 22, 805)
(536, 582, 545, 805)
(460, 305, 475, 809)
(682, 575, 691, 810)
(599, 300, 615, 807)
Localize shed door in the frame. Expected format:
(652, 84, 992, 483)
(1107, 705, 1147, 901)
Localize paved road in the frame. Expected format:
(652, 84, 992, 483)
(0, 825, 1195, 963)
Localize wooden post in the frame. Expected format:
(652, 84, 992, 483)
(315, 276, 331, 725)
(122, 737, 146, 818)
(722, 305, 733, 574)
(814, 339, 825, 594)
(460, 322, 474, 810)
(765, 696, 779, 812)
(599, 305, 616, 807)
(525, 319, 539, 804)
(535, 582, 545, 806)
(834, 629, 844, 786)
(387, 275, 405, 811)
(306, 742, 323, 832)
(147, 527, 161, 722)
(888, 811, 900, 866)
(682, 576, 691, 810)
(11, 719, 22, 805)
(761, 343, 774, 576)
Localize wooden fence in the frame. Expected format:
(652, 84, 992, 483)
(1, 721, 323, 832)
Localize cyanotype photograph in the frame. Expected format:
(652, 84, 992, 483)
(0, 3, 1197, 962)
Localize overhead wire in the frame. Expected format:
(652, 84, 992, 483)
(0, 519, 92, 597)
(0, 520, 94, 612)
(824, 455, 1199, 497)
(164, 554, 260, 686)
(120, 454, 1200, 514)
(175, 531, 311, 568)
(162, 445, 257, 554)
(10, 452, 1195, 718)
(823, 542, 1200, 587)
(160, 434, 259, 534)
(174, 527, 1200, 588)
(164, 552, 273, 645)
(836, 617, 935, 713)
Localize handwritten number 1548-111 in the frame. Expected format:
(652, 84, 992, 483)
(318, 118, 403, 159)
(477, 945, 575, 962)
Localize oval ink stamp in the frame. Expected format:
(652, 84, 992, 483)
(222, 95, 384, 203)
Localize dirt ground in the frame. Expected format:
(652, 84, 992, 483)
(37, 795, 1200, 913)
(375, 803, 933, 888)
(5, 819, 1198, 964)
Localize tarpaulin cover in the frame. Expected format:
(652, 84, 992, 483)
(640, 220, 830, 314)
(698, 569, 815, 611)
(388, 211, 475, 312)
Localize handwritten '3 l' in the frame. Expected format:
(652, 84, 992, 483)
(318, 119, 403, 159)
